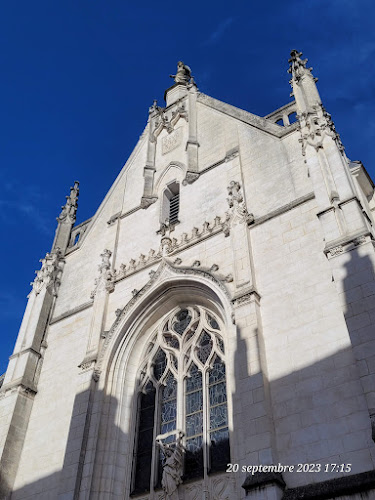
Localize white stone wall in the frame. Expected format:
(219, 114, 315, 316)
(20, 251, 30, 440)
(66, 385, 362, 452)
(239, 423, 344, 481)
(2, 79, 375, 500)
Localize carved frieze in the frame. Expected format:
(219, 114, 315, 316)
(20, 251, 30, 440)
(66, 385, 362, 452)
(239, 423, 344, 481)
(114, 215, 231, 283)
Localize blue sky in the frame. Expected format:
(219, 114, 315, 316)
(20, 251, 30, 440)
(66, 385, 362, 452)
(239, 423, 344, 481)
(0, 1, 374, 373)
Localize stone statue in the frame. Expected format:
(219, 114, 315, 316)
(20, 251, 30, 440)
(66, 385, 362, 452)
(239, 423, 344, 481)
(157, 432, 184, 500)
(170, 61, 192, 84)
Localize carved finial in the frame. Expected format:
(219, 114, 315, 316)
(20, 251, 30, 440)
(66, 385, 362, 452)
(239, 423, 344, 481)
(58, 181, 79, 223)
(170, 61, 193, 85)
(30, 247, 65, 297)
(149, 99, 158, 114)
(288, 49, 314, 81)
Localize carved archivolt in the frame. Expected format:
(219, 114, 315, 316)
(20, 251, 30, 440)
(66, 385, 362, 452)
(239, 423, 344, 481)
(95, 259, 233, 379)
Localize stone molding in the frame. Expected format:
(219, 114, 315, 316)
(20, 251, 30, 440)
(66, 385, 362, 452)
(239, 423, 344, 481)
(253, 192, 315, 227)
(324, 231, 372, 259)
(197, 93, 291, 138)
(113, 215, 229, 284)
(49, 300, 93, 325)
(0, 379, 38, 398)
(242, 471, 285, 493)
(282, 469, 375, 500)
(94, 259, 233, 379)
(231, 287, 261, 307)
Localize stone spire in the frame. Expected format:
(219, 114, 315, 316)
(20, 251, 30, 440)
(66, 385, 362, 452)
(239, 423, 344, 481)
(288, 50, 344, 156)
(288, 49, 366, 249)
(58, 181, 79, 224)
(288, 49, 321, 113)
(52, 181, 80, 254)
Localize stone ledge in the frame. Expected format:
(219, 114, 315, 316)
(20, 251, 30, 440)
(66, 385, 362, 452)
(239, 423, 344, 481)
(242, 471, 286, 491)
(282, 469, 375, 500)
(253, 192, 315, 227)
(49, 300, 93, 325)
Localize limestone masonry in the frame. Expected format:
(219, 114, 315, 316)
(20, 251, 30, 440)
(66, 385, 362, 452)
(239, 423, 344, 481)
(1, 52, 375, 500)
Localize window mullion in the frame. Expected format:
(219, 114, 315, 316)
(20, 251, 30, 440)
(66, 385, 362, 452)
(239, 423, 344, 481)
(202, 368, 209, 480)
(150, 384, 160, 493)
(177, 356, 184, 437)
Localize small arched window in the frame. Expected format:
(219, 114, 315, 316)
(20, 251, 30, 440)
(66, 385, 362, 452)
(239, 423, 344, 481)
(132, 306, 230, 495)
(288, 111, 297, 124)
(161, 181, 180, 226)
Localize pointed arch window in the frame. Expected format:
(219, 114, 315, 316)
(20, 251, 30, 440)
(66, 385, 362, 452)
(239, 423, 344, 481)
(132, 306, 230, 495)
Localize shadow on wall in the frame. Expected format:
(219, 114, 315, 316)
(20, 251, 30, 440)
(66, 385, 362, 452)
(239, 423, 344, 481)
(3, 246, 375, 499)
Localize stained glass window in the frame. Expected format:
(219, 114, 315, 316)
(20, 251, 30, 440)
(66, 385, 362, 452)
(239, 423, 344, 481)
(133, 306, 229, 493)
(185, 364, 204, 479)
(208, 357, 230, 472)
(197, 331, 213, 364)
(153, 348, 167, 380)
(133, 382, 155, 493)
(173, 309, 191, 335)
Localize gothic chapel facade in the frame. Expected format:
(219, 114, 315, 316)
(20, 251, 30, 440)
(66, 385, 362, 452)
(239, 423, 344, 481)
(1, 52, 375, 500)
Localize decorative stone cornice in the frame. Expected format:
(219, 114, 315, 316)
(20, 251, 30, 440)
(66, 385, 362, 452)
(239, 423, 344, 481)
(113, 215, 230, 283)
(325, 231, 372, 259)
(57, 181, 79, 224)
(231, 287, 261, 307)
(30, 247, 65, 297)
(90, 249, 115, 299)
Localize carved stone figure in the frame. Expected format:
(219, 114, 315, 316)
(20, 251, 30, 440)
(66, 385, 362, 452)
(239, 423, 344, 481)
(170, 61, 192, 84)
(157, 433, 184, 500)
(225, 181, 254, 229)
(90, 249, 114, 298)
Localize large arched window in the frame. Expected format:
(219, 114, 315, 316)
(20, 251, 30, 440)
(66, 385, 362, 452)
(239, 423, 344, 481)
(132, 306, 230, 495)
